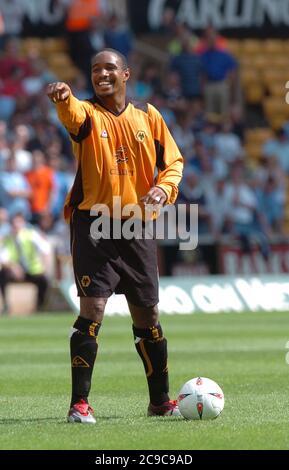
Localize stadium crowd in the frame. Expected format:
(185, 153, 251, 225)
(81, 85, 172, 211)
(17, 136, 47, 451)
(0, 0, 289, 298)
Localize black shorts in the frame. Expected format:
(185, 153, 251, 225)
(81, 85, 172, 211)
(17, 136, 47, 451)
(70, 209, 159, 307)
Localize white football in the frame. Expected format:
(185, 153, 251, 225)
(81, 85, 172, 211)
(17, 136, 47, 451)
(178, 377, 224, 420)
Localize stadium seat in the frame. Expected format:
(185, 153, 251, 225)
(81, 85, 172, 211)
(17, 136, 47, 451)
(253, 55, 269, 71)
(244, 82, 265, 104)
(239, 55, 257, 69)
(43, 38, 68, 53)
(267, 114, 288, 131)
(48, 65, 79, 82)
(263, 39, 285, 54)
(263, 97, 289, 119)
(245, 128, 274, 145)
(262, 69, 288, 87)
(21, 37, 44, 55)
(244, 142, 263, 162)
(269, 56, 289, 70)
(240, 68, 260, 86)
(46, 52, 74, 68)
(241, 39, 261, 55)
(227, 39, 242, 57)
(282, 39, 289, 54)
(267, 81, 288, 97)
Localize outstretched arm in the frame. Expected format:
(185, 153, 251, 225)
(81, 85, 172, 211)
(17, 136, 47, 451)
(46, 82, 87, 135)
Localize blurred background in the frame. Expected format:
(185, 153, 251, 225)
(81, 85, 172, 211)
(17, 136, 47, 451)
(1, 0, 289, 314)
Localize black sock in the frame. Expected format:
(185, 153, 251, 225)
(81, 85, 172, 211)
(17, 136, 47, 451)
(133, 324, 169, 406)
(70, 316, 101, 407)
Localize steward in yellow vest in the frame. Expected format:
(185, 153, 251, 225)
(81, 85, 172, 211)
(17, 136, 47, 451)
(0, 213, 50, 314)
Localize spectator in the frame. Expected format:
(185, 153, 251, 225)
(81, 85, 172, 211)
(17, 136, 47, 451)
(0, 206, 10, 240)
(206, 178, 230, 236)
(158, 7, 176, 36)
(162, 71, 184, 111)
(26, 149, 54, 225)
(0, 154, 31, 219)
(88, 15, 105, 54)
(70, 73, 91, 100)
(104, 14, 133, 58)
(65, 0, 100, 77)
(200, 35, 238, 117)
(0, 213, 50, 314)
(214, 120, 244, 164)
(48, 155, 73, 219)
(150, 95, 176, 128)
(140, 62, 163, 96)
(224, 164, 270, 258)
(0, 11, 4, 49)
(0, 37, 31, 80)
(171, 111, 195, 159)
(167, 22, 197, 56)
(0, 121, 10, 169)
(262, 128, 289, 174)
(170, 36, 203, 101)
(12, 124, 33, 172)
(257, 176, 285, 234)
(178, 166, 212, 235)
(195, 25, 228, 54)
(22, 56, 56, 97)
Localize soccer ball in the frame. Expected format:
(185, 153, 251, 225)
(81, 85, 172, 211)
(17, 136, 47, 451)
(178, 377, 224, 420)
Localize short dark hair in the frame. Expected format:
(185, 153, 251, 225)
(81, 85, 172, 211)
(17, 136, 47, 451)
(91, 48, 128, 70)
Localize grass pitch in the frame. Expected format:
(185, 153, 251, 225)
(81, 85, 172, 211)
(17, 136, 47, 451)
(0, 311, 288, 450)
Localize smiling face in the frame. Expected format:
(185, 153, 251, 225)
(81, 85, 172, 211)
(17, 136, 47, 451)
(91, 50, 130, 99)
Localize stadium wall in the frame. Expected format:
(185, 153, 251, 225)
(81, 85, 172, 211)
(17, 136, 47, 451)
(60, 275, 289, 315)
(127, 0, 289, 37)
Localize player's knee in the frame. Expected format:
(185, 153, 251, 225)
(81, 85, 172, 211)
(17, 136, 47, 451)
(80, 297, 107, 323)
(129, 303, 159, 329)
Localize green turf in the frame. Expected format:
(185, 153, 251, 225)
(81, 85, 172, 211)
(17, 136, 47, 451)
(0, 311, 288, 450)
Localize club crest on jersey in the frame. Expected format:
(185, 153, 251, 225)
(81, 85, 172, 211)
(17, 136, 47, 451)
(136, 130, 146, 142)
(115, 145, 128, 164)
(101, 130, 108, 138)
